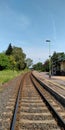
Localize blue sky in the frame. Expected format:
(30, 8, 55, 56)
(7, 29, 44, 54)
(0, 0, 65, 64)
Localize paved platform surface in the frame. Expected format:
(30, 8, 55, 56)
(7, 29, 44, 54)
(39, 72, 65, 87)
(33, 71, 65, 88)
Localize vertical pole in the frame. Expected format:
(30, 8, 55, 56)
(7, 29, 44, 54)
(49, 41, 51, 78)
(46, 40, 51, 78)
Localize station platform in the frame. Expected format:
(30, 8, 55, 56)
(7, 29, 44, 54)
(32, 71, 65, 90)
(40, 72, 65, 87)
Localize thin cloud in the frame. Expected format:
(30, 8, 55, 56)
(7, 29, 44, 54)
(17, 15, 30, 30)
(0, 2, 30, 30)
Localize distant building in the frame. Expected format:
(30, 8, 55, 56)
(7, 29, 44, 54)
(59, 55, 65, 75)
(52, 61, 60, 75)
(52, 55, 65, 76)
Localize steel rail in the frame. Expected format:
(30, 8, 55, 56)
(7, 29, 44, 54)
(31, 74, 65, 129)
(10, 74, 26, 130)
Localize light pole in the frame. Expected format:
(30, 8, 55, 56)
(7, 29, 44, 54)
(46, 40, 51, 78)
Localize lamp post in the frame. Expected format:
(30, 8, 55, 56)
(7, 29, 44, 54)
(46, 40, 51, 78)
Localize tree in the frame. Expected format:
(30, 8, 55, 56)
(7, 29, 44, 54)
(51, 51, 64, 62)
(9, 55, 16, 70)
(43, 59, 49, 72)
(12, 46, 26, 70)
(25, 58, 33, 68)
(6, 43, 13, 55)
(33, 62, 43, 71)
(0, 53, 10, 70)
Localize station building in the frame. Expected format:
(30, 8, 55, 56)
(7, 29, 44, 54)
(52, 56, 65, 76)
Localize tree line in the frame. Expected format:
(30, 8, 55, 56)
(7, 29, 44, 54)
(32, 51, 65, 72)
(0, 43, 33, 71)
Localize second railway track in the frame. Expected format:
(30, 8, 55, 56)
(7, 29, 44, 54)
(10, 72, 65, 130)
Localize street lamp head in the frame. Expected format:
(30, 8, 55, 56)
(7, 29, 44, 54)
(46, 40, 51, 42)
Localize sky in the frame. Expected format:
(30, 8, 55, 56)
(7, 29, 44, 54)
(0, 0, 65, 64)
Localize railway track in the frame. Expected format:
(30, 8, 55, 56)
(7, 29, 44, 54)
(32, 71, 65, 106)
(31, 74, 65, 129)
(10, 72, 65, 130)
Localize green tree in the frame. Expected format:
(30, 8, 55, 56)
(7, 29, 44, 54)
(51, 51, 64, 62)
(33, 62, 43, 71)
(0, 53, 10, 70)
(9, 55, 16, 70)
(6, 43, 13, 55)
(25, 58, 33, 68)
(43, 59, 49, 72)
(12, 46, 26, 70)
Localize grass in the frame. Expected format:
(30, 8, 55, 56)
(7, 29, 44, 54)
(0, 69, 30, 84)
